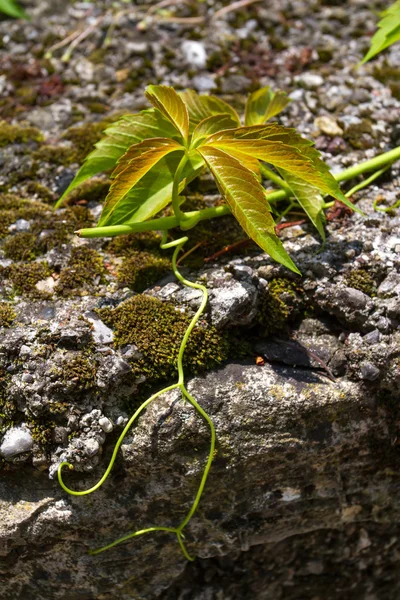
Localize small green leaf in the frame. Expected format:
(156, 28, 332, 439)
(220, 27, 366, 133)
(361, 0, 400, 63)
(99, 139, 184, 226)
(197, 145, 300, 274)
(100, 152, 205, 227)
(55, 111, 177, 207)
(245, 87, 291, 126)
(145, 85, 189, 141)
(0, 0, 28, 18)
(278, 170, 326, 239)
(190, 114, 239, 148)
(179, 89, 241, 132)
(206, 124, 361, 213)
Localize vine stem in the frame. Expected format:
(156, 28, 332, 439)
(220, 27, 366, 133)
(76, 146, 400, 240)
(58, 234, 215, 561)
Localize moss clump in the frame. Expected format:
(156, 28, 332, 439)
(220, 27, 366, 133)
(62, 354, 97, 390)
(0, 303, 16, 327)
(32, 205, 94, 252)
(117, 252, 171, 292)
(63, 118, 114, 163)
(98, 295, 230, 383)
(345, 269, 376, 297)
(3, 232, 39, 261)
(64, 179, 110, 205)
(258, 277, 302, 335)
(56, 246, 105, 297)
(107, 231, 162, 256)
(32, 144, 77, 166)
(0, 120, 43, 147)
(3, 262, 52, 298)
(0, 194, 49, 238)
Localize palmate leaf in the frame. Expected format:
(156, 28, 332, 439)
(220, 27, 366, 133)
(145, 85, 189, 141)
(55, 110, 178, 207)
(245, 87, 291, 126)
(190, 114, 239, 148)
(197, 146, 301, 275)
(361, 0, 400, 63)
(278, 170, 326, 239)
(204, 125, 360, 213)
(98, 152, 204, 227)
(179, 89, 241, 132)
(99, 139, 184, 226)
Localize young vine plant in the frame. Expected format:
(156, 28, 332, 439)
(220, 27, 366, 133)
(57, 85, 400, 560)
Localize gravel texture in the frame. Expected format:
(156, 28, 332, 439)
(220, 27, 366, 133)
(0, 0, 399, 599)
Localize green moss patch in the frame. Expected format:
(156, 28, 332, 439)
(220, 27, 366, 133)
(2, 262, 52, 298)
(0, 303, 16, 327)
(344, 269, 376, 297)
(258, 277, 303, 335)
(0, 194, 49, 238)
(0, 120, 43, 147)
(3, 232, 38, 261)
(98, 295, 230, 383)
(117, 252, 171, 292)
(62, 353, 97, 390)
(63, 118, 115, 163)
(56, 246, 105, 297)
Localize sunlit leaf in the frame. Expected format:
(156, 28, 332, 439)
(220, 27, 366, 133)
(205, 125, 361, 213)
(145, 85, 189, 141)
(99, 139, 184, 226)
(55, 111, 177, 207)
(245, 87, 291, 126)
(98, 152, 205, 227)
(361, 0, 400, 63)
(197, 145, 300, 274)
(179, 89, 241, 132)
(190, 114, 240, 148)
(278, 170, 326, 239)
(0, 0, 28, 18)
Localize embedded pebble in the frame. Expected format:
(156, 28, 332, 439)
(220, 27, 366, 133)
(0, 426, 33, 458)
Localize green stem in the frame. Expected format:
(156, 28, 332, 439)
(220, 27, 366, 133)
(334, 146, 400, 182)
(343, 165, 390, 197)
(77, 205, 231, 238)
(172, 153, 189, 221)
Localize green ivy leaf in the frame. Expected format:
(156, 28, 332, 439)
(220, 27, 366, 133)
(179, 89, 241, 132)
(190, 114, 240, 148)
(99, 139, 184, 226)
(0, 0, 28, 18)
(55, 111, 177, 207)
(205, 124, 361, 213)
(245, 87, 291, 126)
(361, 0, 400, 63)
(197, 145, 301, 274)
(99, 152, 204, 227)
(278, 170, 326, 239)
(145, 85, 189, 141)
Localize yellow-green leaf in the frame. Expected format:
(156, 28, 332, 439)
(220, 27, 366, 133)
(278, 169, 326, 239)
(245, 87, 291, 126)
(190, 113, 239, 148)
(179, 89, 241, 132)
(55, 110, 177, 207)
(98, 152, 205, 227)
(197, 145, 300, 274)
(99, 138, 184, 226)
(145, 85, 189, 141)
(361, 0, 400, 63)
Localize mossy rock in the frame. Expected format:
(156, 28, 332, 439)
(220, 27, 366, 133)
(117, 251, 171, 293)
(258, 277, 304, 335)
(0, 303, 16, 327)
(2, 261, 52, 298)
(0, 120, 42, 147)
(98, 295, 230, 383)
(62, 353, 97, 391)
(344, 269, 376, 297)
(3, 232, 38, 262)
(56, 246, 105, 297)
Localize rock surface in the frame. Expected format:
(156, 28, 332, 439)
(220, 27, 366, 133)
(0, 0, 399, 599)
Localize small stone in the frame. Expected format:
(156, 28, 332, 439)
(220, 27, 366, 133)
(99, 417, 113, 433)
(85, 312, 114, 345)
(0, 426, 33, 458)
(120, 344, 143, 360)
(181, 40, 207, 69)
(52, 427, 68, 444)
(192, 74, 217, 92)
(221, 75, 252, 94)
(8, 218, 31, 233)
(35, 277, 56, 294)
(84, 439, 100, 457)
(21, 373, 34, 383)
(126, 41, 149, 55)
(363, 330, 380, 345)
(295, 73, 324, 89)
(314, 116, 343, 137)
(360, 362, 380, 381)
(19, 345, 31, 357)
